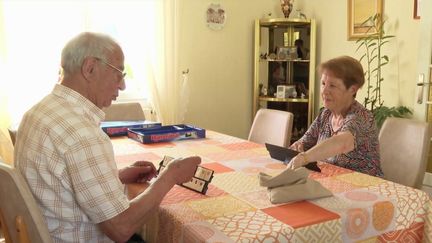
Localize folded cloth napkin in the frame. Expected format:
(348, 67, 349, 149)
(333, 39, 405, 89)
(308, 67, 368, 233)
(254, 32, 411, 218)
(258, 167, 332, 204)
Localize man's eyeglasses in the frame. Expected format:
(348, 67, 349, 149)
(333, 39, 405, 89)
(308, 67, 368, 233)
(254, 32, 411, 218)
(95, 57, 127, 79)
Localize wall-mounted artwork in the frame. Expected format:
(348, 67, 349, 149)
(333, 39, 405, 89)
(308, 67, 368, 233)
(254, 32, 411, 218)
(414, 0, 420, 19)
(206, 3, 226, 30)
(347, 0, 383, 40)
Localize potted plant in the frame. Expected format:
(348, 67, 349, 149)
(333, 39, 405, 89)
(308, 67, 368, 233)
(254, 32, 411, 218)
(356, 14, 412, 128)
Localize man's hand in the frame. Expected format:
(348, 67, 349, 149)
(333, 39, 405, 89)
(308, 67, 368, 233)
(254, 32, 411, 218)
(164, 156, 201, 184)
(119, 161, 157, 184)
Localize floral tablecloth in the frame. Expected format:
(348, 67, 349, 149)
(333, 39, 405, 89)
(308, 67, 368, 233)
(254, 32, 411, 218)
(112, 131, 432, 243)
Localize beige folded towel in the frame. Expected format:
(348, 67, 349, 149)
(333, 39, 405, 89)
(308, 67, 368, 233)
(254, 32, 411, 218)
(258, 168, 332, 204)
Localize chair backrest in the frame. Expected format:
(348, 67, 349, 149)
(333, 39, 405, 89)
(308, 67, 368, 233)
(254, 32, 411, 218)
(248, 108, 294, 147)
(102, 102, 145, 121)
(7, 128, 16, 146)
(379, 117, 431, 188)
(0, 162, 52, 243)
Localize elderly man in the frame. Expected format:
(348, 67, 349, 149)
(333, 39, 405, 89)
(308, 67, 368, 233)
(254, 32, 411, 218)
(14, 32, 201, 242)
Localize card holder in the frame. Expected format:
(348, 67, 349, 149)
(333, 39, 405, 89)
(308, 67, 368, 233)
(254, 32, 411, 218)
(157, 156, 214, 194)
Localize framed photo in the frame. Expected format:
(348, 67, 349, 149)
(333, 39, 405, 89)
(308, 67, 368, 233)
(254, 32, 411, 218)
(347, 0, 383, 40)
(277, 47, 290, 60)
(414, 0, 420, 19)
(277, 46, 297, 60)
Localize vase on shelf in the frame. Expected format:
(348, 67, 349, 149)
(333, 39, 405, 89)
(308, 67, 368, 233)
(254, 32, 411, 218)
(280, 0, 293, 18)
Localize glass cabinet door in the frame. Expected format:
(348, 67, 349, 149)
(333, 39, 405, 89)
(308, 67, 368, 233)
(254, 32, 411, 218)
(253, 18, 316, 143)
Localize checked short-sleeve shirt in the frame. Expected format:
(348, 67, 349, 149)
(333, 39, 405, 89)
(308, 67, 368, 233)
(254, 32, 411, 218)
(14, 84, 129, 242)
(298, 100, 383, 177)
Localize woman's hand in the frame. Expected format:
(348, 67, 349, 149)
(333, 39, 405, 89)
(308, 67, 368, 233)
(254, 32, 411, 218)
(289, 141, 304, 152)
(118, 161, 158, 184)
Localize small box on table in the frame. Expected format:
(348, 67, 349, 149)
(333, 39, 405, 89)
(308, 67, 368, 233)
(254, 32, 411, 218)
(101, 121, 161, 137)
(127, 124, 206, 144)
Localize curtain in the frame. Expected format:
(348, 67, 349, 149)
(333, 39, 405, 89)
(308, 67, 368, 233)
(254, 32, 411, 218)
(146, 0, 188, 125)
(0, 1, 86, 166)
(0, 0, 171, 162)
(0, 1, 13, 165)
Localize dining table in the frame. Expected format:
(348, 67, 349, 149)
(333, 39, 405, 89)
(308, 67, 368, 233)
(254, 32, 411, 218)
(111, 130, 432, 243)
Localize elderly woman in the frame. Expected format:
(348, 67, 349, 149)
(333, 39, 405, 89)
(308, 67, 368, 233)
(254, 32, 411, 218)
(287, 56, 383, 177)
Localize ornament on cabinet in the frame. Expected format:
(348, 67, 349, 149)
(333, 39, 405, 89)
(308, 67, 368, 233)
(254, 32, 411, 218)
(280, 0, 293, 18)
(268, 53, 277, 60)
(295, 9, 307, 19)
(262, 86, 268, 96)
(206, 3, 226, 30)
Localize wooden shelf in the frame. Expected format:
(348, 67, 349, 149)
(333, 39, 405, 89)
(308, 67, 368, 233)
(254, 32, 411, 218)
(259, 96, 309, 103)
(259, 18, 311, 27)
(260, 59, 310, 63)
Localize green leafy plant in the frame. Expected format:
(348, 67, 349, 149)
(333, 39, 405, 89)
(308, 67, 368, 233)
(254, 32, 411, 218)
(373, 106, 412, 129)
(356, 14, 412, 128)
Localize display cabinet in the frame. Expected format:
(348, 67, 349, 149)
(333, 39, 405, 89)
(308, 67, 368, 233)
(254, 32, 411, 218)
(253, 18, 316, 142)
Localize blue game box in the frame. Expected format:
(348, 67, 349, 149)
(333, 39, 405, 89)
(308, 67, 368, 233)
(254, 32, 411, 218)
(127, 124, 206, 144)
(101, 121, 161, 136)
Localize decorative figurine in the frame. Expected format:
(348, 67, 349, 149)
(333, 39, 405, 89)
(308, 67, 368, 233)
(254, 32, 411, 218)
(262, 86, 268, 96)
(280, 0, 293, 18)
(296, 9, 307, 19)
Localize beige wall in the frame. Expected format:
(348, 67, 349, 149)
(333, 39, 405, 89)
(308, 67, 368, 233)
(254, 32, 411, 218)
(299, 0, 420, 113)
(179, 0, 420, 139)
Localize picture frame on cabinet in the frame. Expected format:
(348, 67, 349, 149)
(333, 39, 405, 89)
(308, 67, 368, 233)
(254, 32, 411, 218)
(347, 0, 383, 40)
(277, 46, 297, 60)
(277, 47, 290, 60)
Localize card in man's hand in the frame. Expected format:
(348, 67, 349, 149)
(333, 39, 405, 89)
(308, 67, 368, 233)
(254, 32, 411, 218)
(157, 156, 214, 194)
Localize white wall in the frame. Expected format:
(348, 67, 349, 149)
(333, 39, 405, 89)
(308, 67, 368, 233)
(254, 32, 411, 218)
(179, 0, 420, 139)
(178, 1, 279, 138)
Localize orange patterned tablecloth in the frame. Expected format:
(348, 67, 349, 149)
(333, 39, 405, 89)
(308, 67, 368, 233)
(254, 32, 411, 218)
(112, 131, 432, 243)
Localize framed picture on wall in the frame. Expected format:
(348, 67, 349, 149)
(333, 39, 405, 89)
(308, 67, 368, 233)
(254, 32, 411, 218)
(347, 0, 383, 40)
(414, 0, 420, 19)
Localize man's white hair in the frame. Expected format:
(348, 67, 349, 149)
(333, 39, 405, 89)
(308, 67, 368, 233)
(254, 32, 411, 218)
(61, 32, 119, 75)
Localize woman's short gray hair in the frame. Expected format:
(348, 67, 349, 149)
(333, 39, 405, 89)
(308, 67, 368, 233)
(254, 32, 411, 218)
(61, 32, 118, 75)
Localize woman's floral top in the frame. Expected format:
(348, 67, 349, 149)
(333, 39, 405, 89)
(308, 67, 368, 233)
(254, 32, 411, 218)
(298, 100, 383, 177)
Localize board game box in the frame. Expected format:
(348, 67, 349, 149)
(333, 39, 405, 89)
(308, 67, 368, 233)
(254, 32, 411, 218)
(127, 124, 206, 144)
(101, 120, 161, 136)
